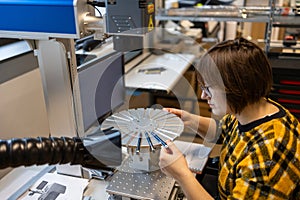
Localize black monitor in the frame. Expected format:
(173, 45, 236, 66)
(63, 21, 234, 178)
(77, 52, 125, 132)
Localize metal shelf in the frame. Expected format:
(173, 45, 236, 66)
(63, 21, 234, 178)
(156, 6, 272, 23)
(273, 16, 300, 28)
(156, 6, 300, 24)
(155, 1, 300, 54)
(156, 14, 270, 23)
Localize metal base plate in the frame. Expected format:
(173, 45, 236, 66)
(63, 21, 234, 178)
(106, 158, 175, 200)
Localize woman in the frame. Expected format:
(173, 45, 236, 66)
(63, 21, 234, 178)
(159, 37, 300, 199)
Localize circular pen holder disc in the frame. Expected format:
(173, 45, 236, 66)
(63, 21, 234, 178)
(101, 108, 184, 148)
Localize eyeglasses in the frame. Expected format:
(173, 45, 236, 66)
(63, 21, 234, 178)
(200, 85, 212, 97)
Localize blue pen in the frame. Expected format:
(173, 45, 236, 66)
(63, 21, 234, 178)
(136, 133, 142, 154)
(150, 132, 169, 148)
(145, 132, 155, 152)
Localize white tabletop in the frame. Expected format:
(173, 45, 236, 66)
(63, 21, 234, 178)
(125, 53, 195, 93)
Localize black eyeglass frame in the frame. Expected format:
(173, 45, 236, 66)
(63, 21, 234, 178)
(200, 85, 212, 97)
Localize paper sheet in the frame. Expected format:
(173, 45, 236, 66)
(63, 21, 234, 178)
(174, 140, 212, 174)
(19, 173, 89, 200)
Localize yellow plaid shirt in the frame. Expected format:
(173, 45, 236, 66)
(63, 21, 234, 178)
(218, 99, 300, 199)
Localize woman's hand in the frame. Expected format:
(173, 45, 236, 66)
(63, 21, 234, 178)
(159, 140, 192, 182)
(163, 108, 199, 132)
(159, 140, 214, 200)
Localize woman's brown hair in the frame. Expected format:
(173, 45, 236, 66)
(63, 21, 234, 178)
(196, 37, 273, 114)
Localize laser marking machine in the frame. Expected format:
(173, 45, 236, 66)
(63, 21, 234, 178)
(0, 0, 188, 199)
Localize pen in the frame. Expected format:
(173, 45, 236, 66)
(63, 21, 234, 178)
(150, 132, 169, 149)
(145, 132, 155, 152)
(136, 132, 142, 154)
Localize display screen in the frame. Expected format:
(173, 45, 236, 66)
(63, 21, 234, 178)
(78, 52, 125, 132)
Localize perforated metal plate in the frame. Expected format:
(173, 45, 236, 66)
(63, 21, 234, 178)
(101, 108, 184, 148)
(106, 158, 175, 200)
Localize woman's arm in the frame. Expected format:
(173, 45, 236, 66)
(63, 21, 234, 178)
(164, 108, 218, 141)
(159, 140, 214, 200)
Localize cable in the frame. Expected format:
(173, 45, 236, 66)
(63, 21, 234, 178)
(87, 0, 106, 7)
(93, 5, 103, 17)
(87, 0, 105, 17)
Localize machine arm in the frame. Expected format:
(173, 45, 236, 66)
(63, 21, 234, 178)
(0, 133, 122, 170)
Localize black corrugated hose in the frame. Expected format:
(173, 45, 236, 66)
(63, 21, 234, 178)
(0, 136, 120, 170)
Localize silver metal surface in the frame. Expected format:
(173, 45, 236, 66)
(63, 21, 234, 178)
(36, 40, 78, 137)
(0, 40, 32, 62)
(101, 108, 184, 148)
(106, 158, 175, 200)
